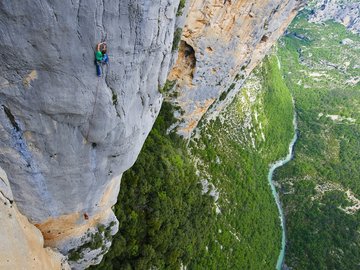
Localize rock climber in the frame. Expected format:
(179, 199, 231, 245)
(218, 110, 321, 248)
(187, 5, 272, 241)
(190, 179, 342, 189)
(95, 42, 109, 77)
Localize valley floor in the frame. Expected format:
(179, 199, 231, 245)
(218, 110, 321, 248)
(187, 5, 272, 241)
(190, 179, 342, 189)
(188, 55, 294, 269)
(275, 11, 360, 270)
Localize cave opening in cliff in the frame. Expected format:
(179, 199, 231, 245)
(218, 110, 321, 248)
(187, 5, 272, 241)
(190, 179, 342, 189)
(261, 34, 269, 43)
(181, 40, 196, 80)
(168, 40, 196, 87)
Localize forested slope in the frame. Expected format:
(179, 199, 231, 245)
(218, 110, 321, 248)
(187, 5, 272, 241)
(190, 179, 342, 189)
(93, 56, 295, 269)
(275, 11, 360, 269)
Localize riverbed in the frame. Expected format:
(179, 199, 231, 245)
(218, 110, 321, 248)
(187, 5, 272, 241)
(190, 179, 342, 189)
(268, 114, 298, 270)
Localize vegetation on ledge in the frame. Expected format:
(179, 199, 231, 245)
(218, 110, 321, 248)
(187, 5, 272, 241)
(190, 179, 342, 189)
(176, 0, 186, 17)
(172, 28, 183, 52)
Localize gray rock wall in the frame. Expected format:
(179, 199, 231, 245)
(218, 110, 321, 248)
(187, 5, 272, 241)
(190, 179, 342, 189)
(0, 0, 180, 268)
(0, 0, 179, 221)
(309, 0, 360, 34)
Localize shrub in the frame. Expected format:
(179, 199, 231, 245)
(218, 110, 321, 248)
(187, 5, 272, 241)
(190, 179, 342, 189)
(172, 28, 183, 51)
(176, 0, 186, 16)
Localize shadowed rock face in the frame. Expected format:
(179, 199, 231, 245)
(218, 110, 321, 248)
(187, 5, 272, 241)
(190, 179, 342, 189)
(0, 0, 180, 268)
(168, 0, 306, 137)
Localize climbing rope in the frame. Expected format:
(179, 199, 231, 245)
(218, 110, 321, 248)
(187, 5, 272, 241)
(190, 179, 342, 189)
(85, 77, 101, 141)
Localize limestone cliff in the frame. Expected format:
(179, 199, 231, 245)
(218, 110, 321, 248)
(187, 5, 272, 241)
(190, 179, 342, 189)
(0, 168, 70, 270)
(0, 0, 181, 268)
(309, 0, 360, 34)
(168, 0, 306, 137)
(0, 0, 304, 269)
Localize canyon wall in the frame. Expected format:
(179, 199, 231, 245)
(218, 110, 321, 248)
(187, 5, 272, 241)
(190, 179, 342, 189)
(168, 0, 306, 137)
(0, 0, 304, 268)
(0, 168, 70, 270)
(0, 0, 182, 268)
(309, 0, 360, 34)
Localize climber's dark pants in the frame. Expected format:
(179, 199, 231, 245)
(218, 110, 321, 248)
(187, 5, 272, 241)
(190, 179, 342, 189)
(96, 62, 101, 77)
(95, 54, 109, 77)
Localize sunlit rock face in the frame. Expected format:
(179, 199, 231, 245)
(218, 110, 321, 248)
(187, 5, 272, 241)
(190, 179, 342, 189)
(0, 168, 70, 270)
(0, 0, 181, 268)
(168, 0, 306, 138)
(309, 0, 360, 34)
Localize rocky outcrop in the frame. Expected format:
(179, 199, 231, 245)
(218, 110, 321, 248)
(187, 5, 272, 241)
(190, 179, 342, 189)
(0, 0, 182, 268)
(309, 0, 360, 34)
(0, 168, 69, 270)
(168, 0, 306, 137)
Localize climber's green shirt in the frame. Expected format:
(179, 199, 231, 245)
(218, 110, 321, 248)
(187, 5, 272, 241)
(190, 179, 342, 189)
(96, 50, 103, 61)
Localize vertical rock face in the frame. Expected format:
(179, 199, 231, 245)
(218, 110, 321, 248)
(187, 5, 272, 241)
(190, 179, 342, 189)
(0, 168, 70, 270)
(0, 0, 180, 268)
(168, 0, 306, 137)
(309, 0, 360, 34)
